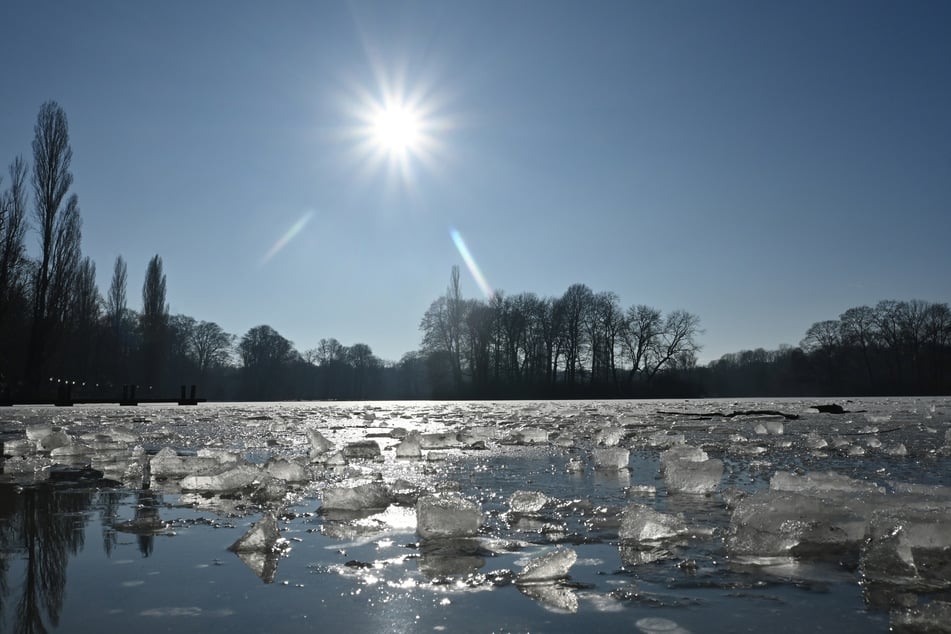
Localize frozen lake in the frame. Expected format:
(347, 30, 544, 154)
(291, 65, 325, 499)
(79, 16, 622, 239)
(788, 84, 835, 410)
(1, 398, 949, 633)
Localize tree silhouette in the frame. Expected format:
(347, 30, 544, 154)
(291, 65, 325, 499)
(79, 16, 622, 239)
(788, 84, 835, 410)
(0, 157, 30, 388)
(140, 254, 168, 389)
(26, 102, 84, 390)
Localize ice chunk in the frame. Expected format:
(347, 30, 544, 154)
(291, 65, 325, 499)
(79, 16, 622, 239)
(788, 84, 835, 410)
(394, 431, 422, 458)
(38, 430, 71, 452)
(104, 426, 139, 443)
(619, 503, 686, 542)
(862, 504, 951, 601)
(765, 420, 784, 435)
(517, 547, 577, 583)
(753, 423, 768, 435)
(889, 601, 951, 634)
(885, 443, 908, 456)
(50, 442, 91, 459)
(149, 447, 187, 477)
(770, 471, 884, 495)
(2, 455, 52, 478)
(264, 458, 308, 482)
(660, 446, 720, 494)
(663, 457, 723, 494)
(660, 445, 708, 467)
(197, 448, 241, 464)
(458, 426, 495, 446)
(420, 432, 461, 449)
(25, 423, 53, 442)
(593, 447, 630, 470)
(323, 450, 347, 466)
(180, 465, 264, 492)
(595, 427, 624, 446)
(342, 440, 381, 460)
(416, 493, 482, 539)
(308, 430, 334, 457)
(508, 490, 549, 514)
(229, 515, 288, 585)
(322, 481, 391, 511)
(521, 427, 551, 444)
(150, 447, 221, 479)
(647, 431, 685, 448)
(803, 433, 828, 449)
(727, 490, 872, 559)
(2, 437, 34, 456)
(510, 427, 549, 445)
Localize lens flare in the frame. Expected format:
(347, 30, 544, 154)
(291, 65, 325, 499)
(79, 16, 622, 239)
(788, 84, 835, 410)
(450, 228, 494, 299)
(261, 211, 315, 265)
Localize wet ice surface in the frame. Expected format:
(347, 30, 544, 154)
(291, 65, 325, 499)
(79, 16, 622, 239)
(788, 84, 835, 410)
(2, 398, 950, 633)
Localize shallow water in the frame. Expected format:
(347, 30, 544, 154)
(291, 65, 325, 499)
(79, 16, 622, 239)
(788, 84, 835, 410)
(1, 398, 949, 633)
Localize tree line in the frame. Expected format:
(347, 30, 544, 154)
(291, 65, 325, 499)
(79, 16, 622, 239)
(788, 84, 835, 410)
(3, 103, 948, 400)
(415, 267, 702, 397)
(695, 300, 951, 397)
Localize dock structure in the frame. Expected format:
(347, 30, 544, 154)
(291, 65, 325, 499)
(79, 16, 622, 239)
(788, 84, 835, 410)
(0, 384, 205, 407)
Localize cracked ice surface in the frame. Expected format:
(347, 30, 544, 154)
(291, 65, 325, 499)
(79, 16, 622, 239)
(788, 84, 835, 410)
(1, 397, 950, 632)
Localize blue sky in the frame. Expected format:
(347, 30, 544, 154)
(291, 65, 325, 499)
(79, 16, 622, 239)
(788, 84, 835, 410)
(2, 0, 949, 363)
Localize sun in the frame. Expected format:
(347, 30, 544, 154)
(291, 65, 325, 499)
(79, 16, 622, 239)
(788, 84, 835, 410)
(371, 104, 422, 154)
(343, 77, 449, 186)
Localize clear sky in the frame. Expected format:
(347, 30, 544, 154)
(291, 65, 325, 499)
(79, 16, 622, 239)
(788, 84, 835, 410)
(2, 0, 949, 363)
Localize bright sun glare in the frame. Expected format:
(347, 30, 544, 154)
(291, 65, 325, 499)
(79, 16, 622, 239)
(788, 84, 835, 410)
(372, 104, 421, 154)
(347, 77, 447, 185)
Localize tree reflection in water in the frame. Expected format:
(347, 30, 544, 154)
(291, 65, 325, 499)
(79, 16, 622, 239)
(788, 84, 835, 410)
(0, 484, 96, 634)
(113, 490, 164, 558)
(0, 484, 167, 633)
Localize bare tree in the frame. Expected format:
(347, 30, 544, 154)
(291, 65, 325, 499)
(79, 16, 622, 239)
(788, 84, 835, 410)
(27, 101, 82, 385)
(839, 305, 878, 388)
(464, 299, 494, 390)
(800, 320, 841, 353)
(445, 265, 465, 387)
(0, 157, 31, 387)
(645, 310, 702, 381)
(586, 291, 622, 387)
(314, 337, 346, 366)
(188, 321, 234, 374)
(0, 157, 29, 314)
(621, 304, 662, 384)
(559, 283, 593, 385)
(420, 268, 468, 390)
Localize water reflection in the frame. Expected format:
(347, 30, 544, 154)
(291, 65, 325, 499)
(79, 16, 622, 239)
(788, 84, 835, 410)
(233, 549, 281, 583)
(517, 583, 579, 613)
(417, 538, 486, 578)
(0, 484, 94, 634)
(112, 490, 164, 558)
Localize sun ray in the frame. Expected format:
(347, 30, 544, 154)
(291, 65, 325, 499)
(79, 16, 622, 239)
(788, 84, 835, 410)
(450, 228, 494, 300)
(261, 211, 315, 265)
